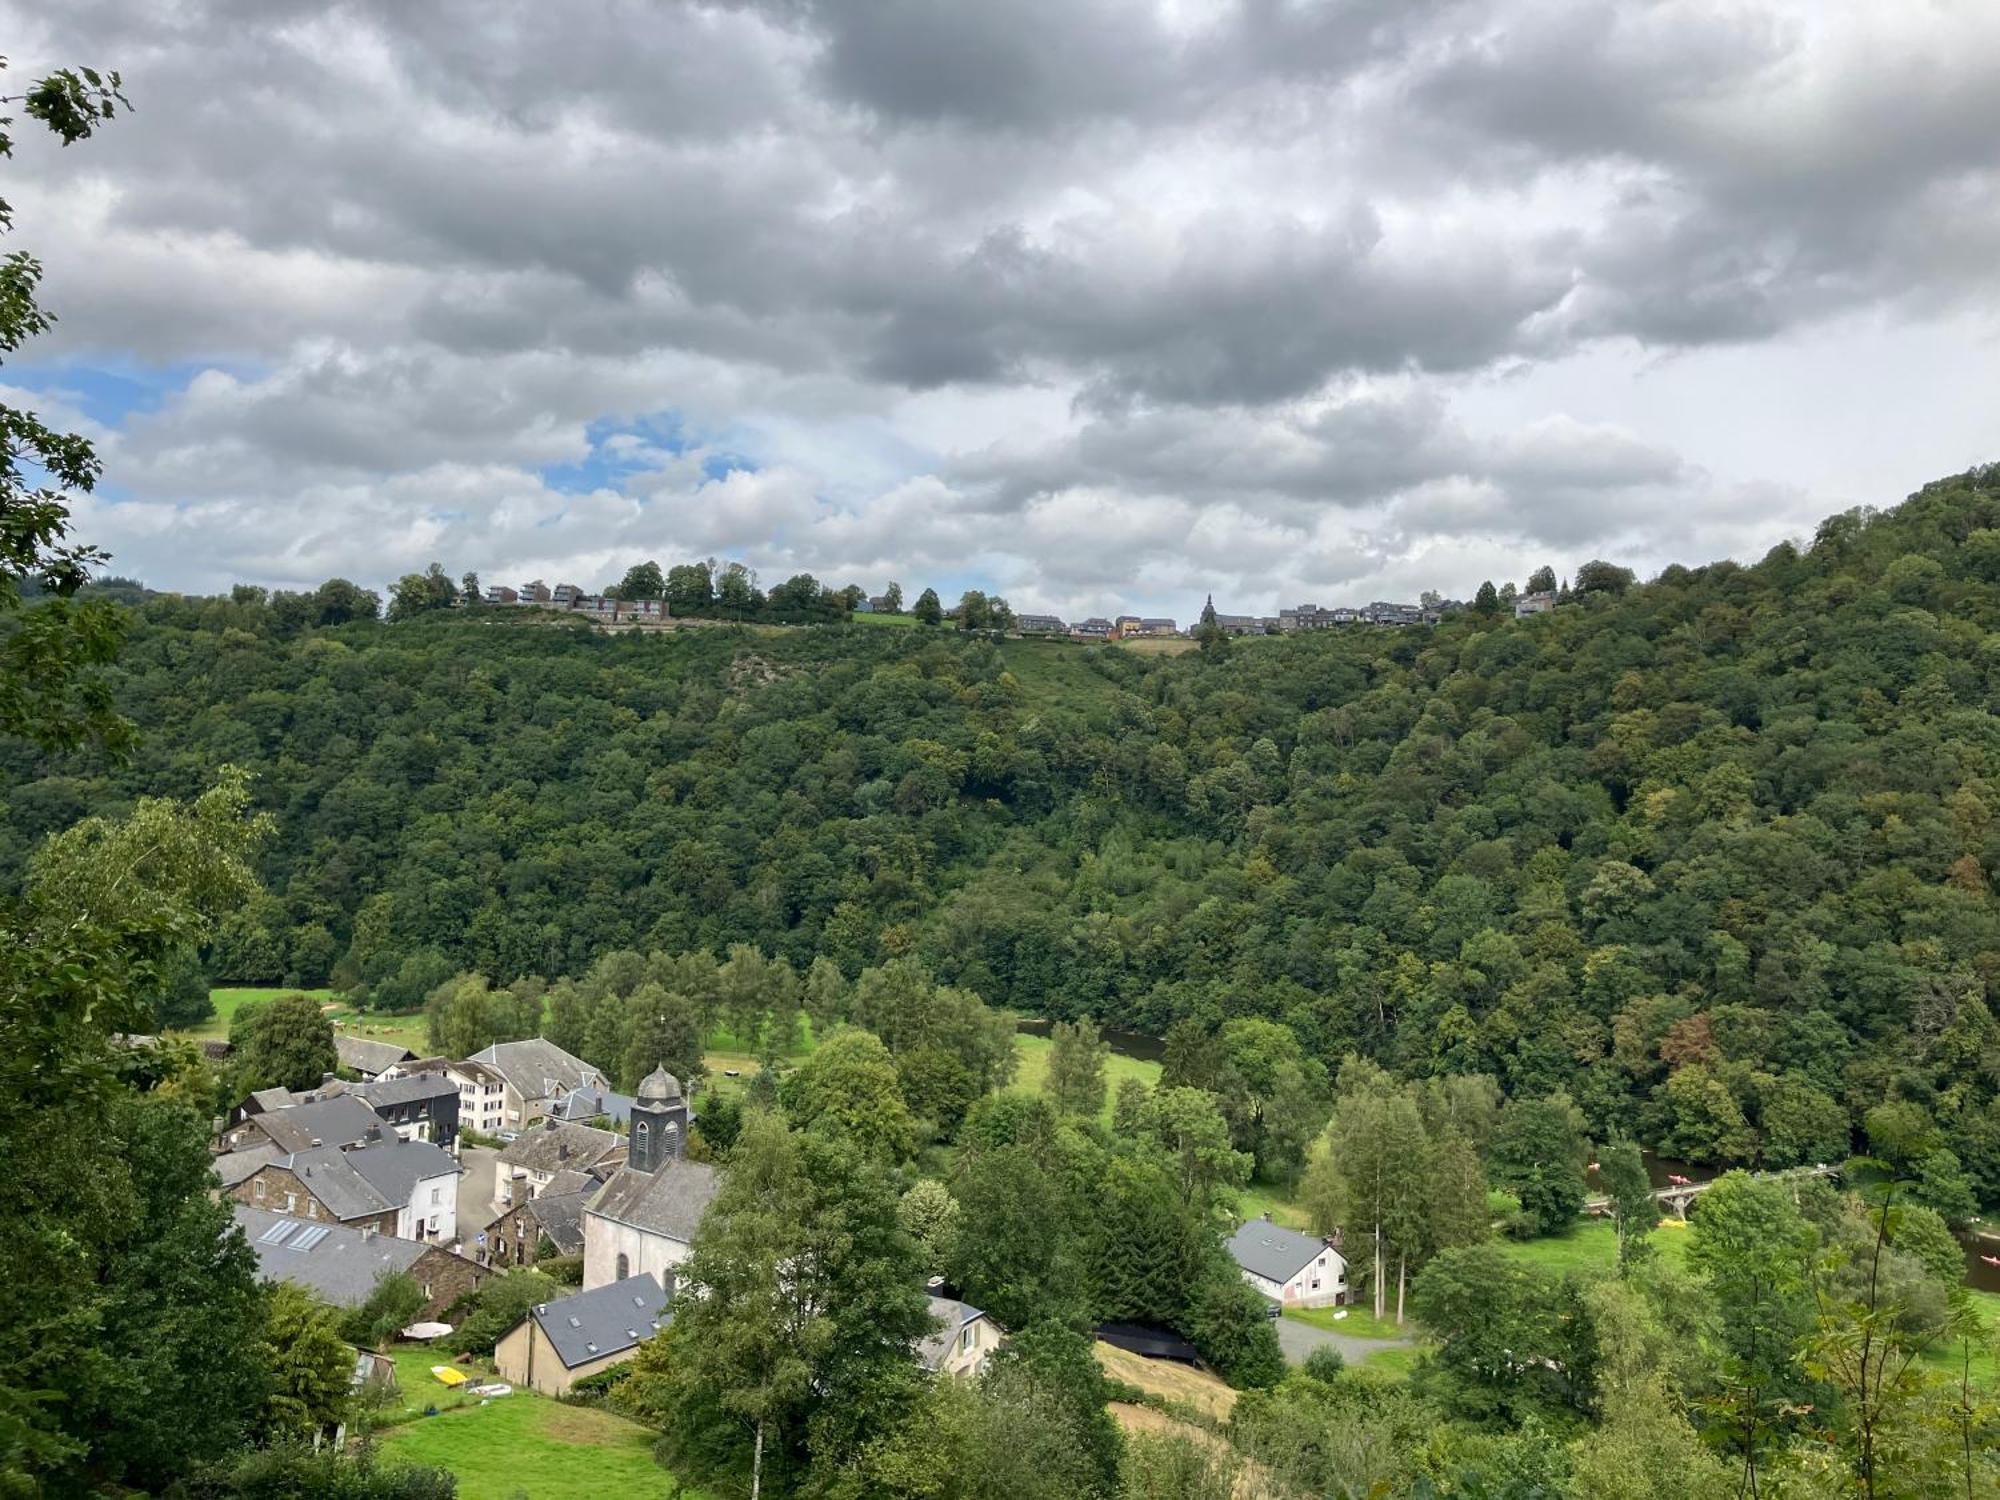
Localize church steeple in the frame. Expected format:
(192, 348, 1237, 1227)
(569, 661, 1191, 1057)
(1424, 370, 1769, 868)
(629, 1066, 688, 1174)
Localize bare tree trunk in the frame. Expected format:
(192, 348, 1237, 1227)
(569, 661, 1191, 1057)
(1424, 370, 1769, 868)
(751, 1417, 765, 1500)
(1373, 1223, 1385, 1321)
(1395, 1254, 1407, 1326)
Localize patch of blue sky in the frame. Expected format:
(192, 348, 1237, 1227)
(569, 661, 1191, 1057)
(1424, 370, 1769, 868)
(541, 412, 758, 495)
(8, 356, 259, 427)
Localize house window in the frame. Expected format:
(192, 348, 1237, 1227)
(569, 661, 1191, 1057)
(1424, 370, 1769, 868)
(284, 1192, 297, 1213)
(960, 1326, 974, 1353)
(616, 1253, 630, 1282)
(253, 1180, 265, 1199)
(308, 1201, 319, 1219)
(431, 1187, 441, 1204)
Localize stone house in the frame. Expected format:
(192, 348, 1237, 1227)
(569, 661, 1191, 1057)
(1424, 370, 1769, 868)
(233, 1133, 462, 1242)
(221, 1092, 388, 1155)
(333, 1035, 417, 1081)
(496, 1119, 625, 1211)
(482, 1169, 592, 1269)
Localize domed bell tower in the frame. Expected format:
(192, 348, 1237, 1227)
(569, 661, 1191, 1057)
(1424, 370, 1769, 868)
(629, 1066, 688, 1173)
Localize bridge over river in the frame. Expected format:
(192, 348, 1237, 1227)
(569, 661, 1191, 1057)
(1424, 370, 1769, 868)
(1583, 1162, 1839, 1219)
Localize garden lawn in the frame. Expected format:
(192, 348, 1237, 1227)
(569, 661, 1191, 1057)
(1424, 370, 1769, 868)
(1008, 1033, 1161, 1124)
(1490, 1218, 1692, 1277)
(187, 986, 339, 1040)
(373, 1347, 701, 1499)
(1285, 1303, 1411, 1342)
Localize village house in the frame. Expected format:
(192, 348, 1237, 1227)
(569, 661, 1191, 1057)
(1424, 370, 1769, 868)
(496, 1119, 626, 1210)
(482, 1169, 593, 1269)
(235, 1204, 487, 1320)
(494, 1273, 672, 1396)
(1514, 590, 1557, 617)
(1070, 617, 1115, 640)
(221, 1090, 387, 1155)
(582, 1068, 719, 1290)
(342, 1073, 460, 1150)
(333, 1034, 416, 1081)
(1015, 613, 1067, 635)
(232, 1132, 462, 1242)
(1136, 617, 1179, 637)
(1226, 1218, 1347, 1309)
(403, 1058, 509, 1138)
(549, 1084, 637, 1127)
(919, 1295, 998, 1379)
(464, 1037, 610, 1132)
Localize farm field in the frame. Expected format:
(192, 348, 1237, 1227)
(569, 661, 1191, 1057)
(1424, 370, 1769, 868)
(1008, 1032, 1161, 1124)
(187, 986, 340, 1041)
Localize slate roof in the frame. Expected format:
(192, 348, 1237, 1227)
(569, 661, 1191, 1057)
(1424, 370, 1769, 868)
(551, 1086, 637, 1126)
(348, 1074, 459, 1111)
(498, 1120, 625, 1176)
(235, 1203, 433, 1306)
(528, 1274, 671, 1369)
(255, 1095, 389, 1154)
(335, 1035, 417, 1077)
(918, 1295, 988, 1373)
(213, 1143, 283, 1189)
(1226, 1220, 1335, 1284)
(468, 1038, 606, 1102)
(248, 1087, 298, 1113)
(586, 1158, 720, 1246)
(277, 1137, 459, 1221)
(524, 1189, 589, 1255)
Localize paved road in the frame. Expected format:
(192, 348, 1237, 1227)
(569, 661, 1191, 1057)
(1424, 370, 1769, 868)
(1274, 1314, 1413, 1367)
(457, 1146, 503, 1239)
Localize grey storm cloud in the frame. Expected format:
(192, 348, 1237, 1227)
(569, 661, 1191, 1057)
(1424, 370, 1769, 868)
(6, 0, 1999, 612)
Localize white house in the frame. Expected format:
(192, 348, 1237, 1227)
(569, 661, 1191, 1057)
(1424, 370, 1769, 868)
(466, 1038, 609, 1132)
(582, 1069, 718, 1290)
(919, 1296, 998, 1378)
(1226, 1218, 1347, 1309)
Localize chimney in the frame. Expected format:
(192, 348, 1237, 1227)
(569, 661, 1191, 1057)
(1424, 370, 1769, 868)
(662, 1269, 677, 1303)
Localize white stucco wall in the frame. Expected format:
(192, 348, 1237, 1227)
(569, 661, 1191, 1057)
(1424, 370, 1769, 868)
(582, 1212, 691, 1291)
(399, 1170, 459, 1243)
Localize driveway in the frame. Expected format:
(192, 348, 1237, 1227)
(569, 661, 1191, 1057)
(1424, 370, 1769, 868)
(1275, 1313, 1413, 1367)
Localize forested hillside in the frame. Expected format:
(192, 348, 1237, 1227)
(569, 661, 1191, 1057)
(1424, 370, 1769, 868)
(11, 468, 2000, 1180)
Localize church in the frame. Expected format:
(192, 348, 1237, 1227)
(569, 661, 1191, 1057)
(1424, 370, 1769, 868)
(581, 1067, 720, 1290)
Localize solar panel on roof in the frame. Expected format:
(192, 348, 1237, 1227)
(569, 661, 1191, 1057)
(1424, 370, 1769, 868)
(290, 1225, 331, 1252)
(569, 1316, 582, 1327)
(260, 1221, 298, 1245)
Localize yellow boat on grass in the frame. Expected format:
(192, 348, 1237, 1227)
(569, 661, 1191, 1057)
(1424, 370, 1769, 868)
(430, 1365, 469, 1387)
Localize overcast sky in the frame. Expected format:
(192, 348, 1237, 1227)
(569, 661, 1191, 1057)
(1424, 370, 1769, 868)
(9, 1, 2000, 620)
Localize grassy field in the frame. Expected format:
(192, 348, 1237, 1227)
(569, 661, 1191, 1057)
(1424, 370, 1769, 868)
(373, 1347, 698, 1499)
(1095, 1339, 1238, 1421)
(187, 986, 341, 1040)
(1008, 1032, 1162, 1124)
(850, 610, 922, 628)
(1285, 1302, 1412, 1342)
(1490, 1217, 1692, 1277)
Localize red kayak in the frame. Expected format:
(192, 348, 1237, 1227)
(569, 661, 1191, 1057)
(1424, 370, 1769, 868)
(1667, 1173, 1693, 1186)
(1980, 1254, 2000, 1268)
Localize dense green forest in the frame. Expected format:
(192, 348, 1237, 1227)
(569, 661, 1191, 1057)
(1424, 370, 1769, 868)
(12, 470, 2000, 1188)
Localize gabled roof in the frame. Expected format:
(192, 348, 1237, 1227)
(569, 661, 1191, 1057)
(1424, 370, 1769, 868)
(586, 1158, 719, 1246)
(1225, 1220, 1337, 1284)
(275, 1137, 458, 1221)
(234, 1204, 471, 1307)
(523, 1189, 589, 1255)
(528, 1274, 671, 1369)
(214, 1143, 284, 1190)
(254, 1095, 388, 1154)
(348, 1074, 459, 1111)
(335, 1035, 417, 1076)
(918, 1295, 987, 1372)
(498, 1120, 625, 1176)
(550, 1086, 637, 1126)
(468, 1038, 606, 1102)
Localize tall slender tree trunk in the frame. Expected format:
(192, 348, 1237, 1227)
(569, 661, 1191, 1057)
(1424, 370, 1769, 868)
(1395, 1254, 1407, 1326)
(751, 1417, 765, 1500)
(1373, 1222, 1385, 1321)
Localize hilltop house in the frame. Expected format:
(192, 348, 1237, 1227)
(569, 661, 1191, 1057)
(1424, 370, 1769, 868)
(235, 1204, 486, 1320)
(1515, 590, 1557, 617)
(919, 1295, 998, 1378)
(496, 1120, 626, 1210)
(1226, 1218, 1347, 1309)
(1015, 613, 1067, 635)
(494, 1273, 672, 1396)
(232, 1133, 462, 1242)
(1070, 618, 1115, 640)
(465, 1038, 610, 1132)
(582, 1069, 719, 1290)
